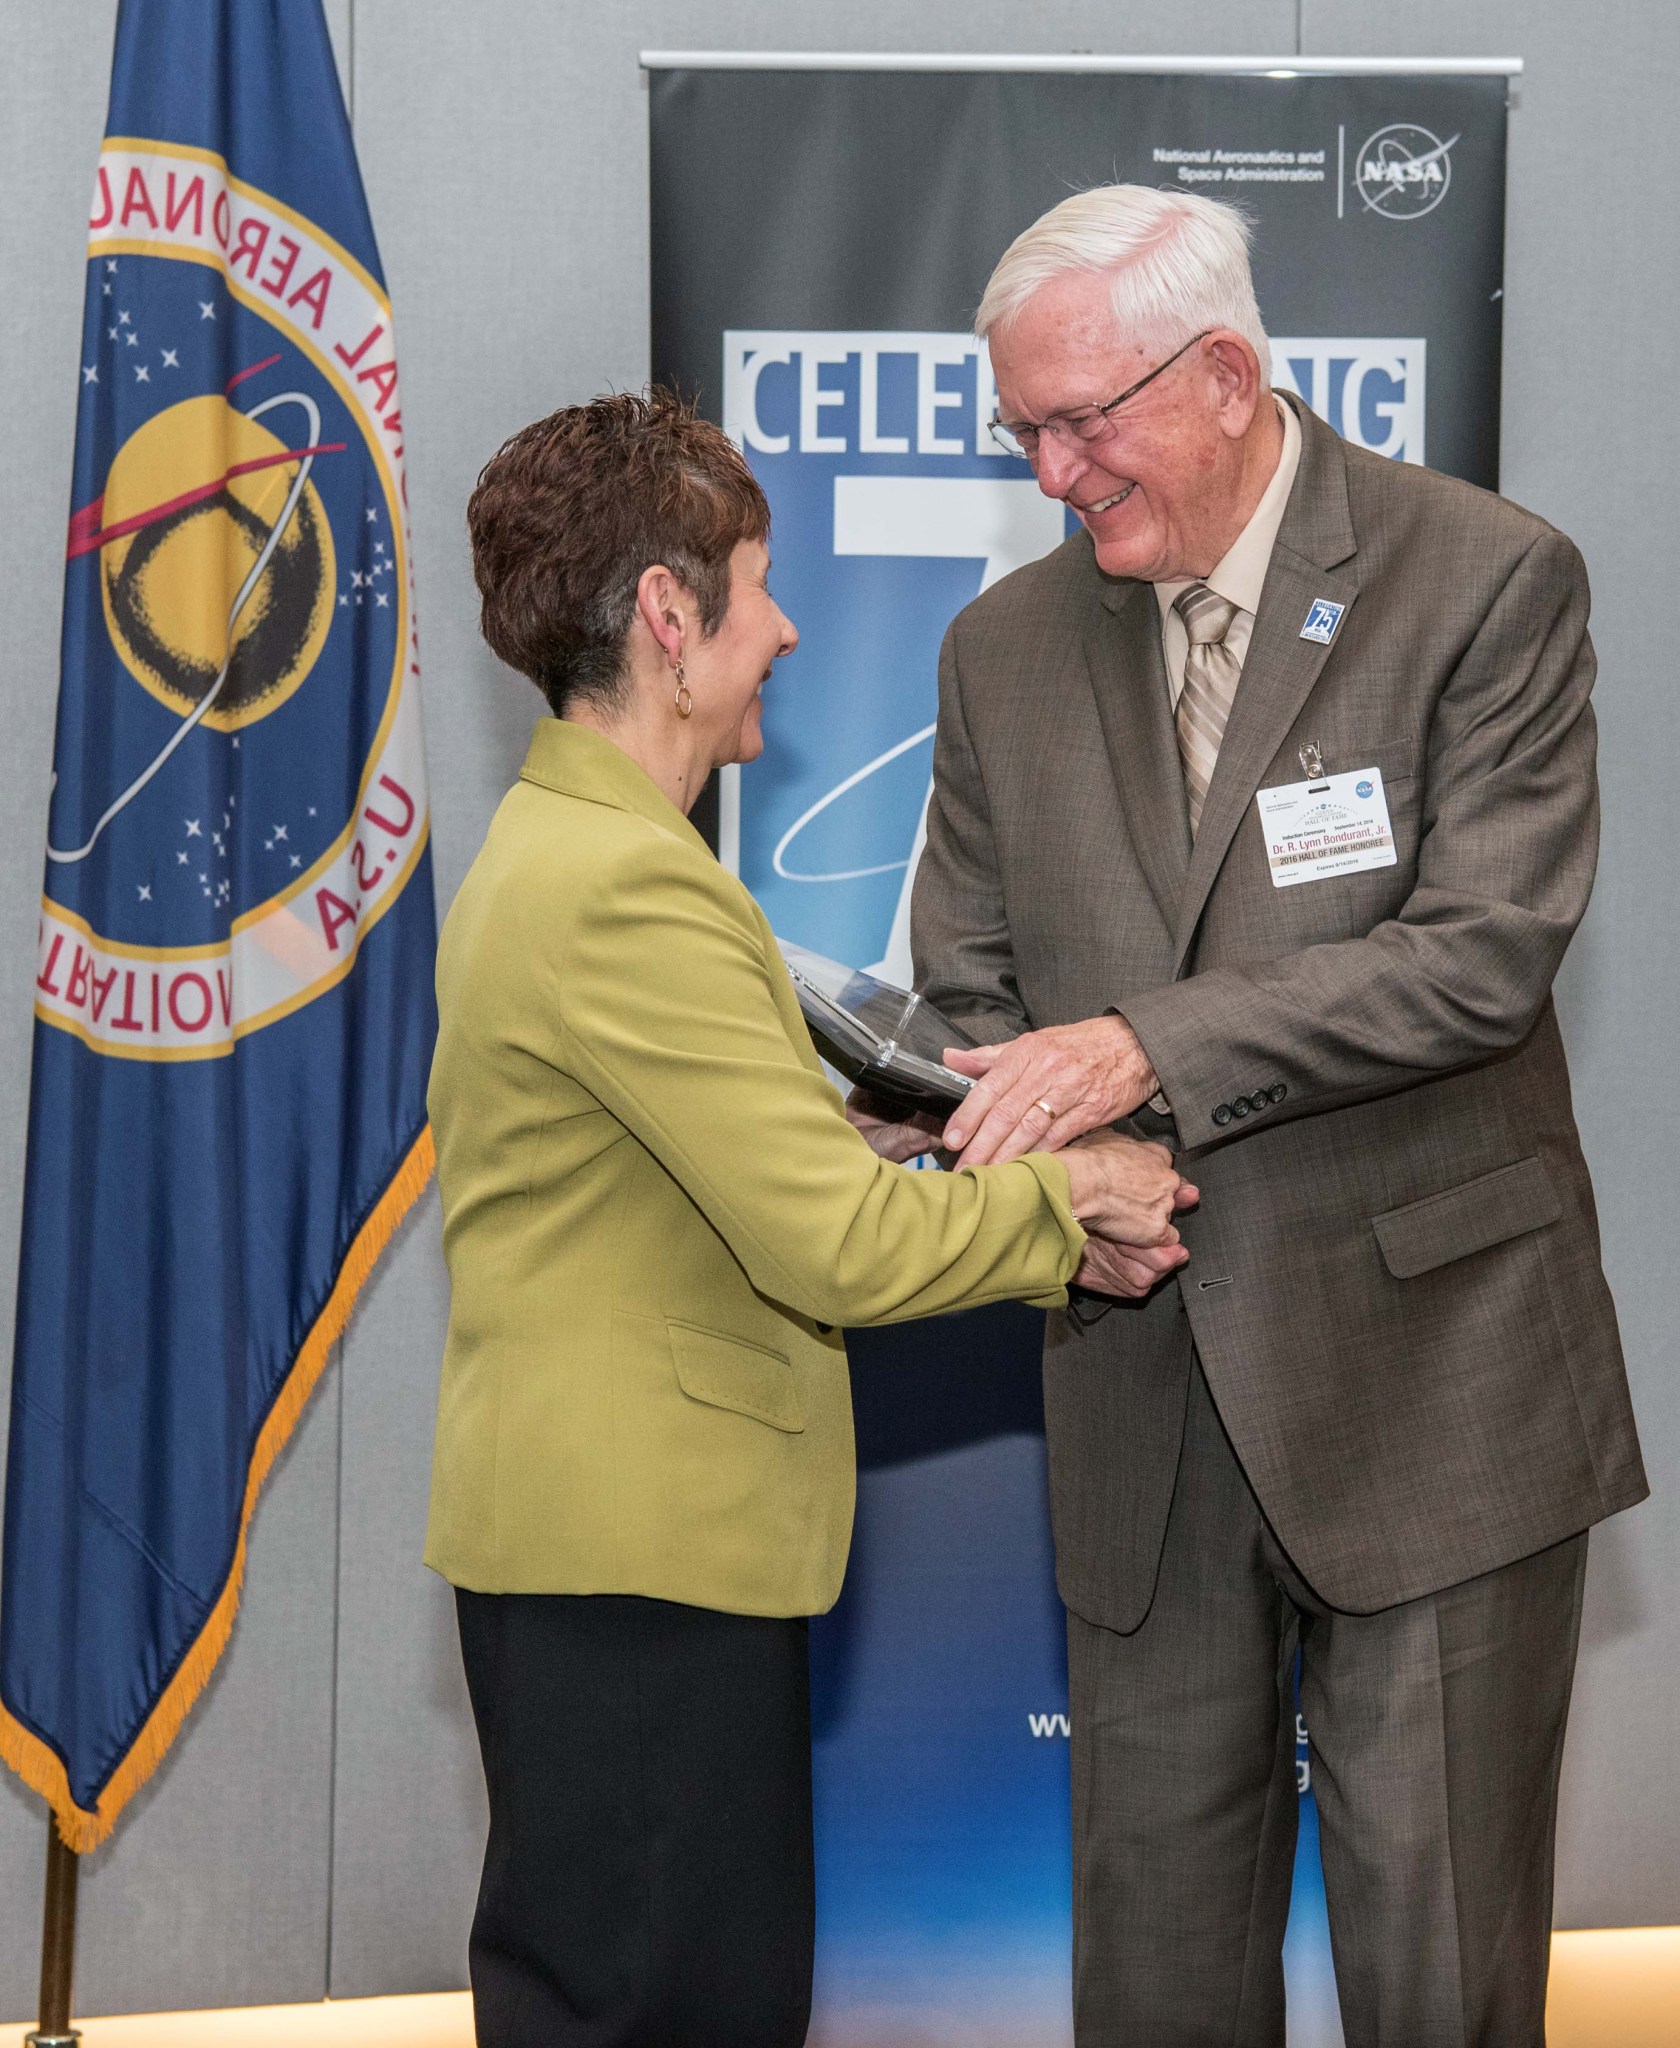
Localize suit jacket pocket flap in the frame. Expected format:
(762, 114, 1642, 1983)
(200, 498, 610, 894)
(1372, 1156, 1561, 1280)
(669, 1320, 805, 1433)
(1363, 736, 1417, 786)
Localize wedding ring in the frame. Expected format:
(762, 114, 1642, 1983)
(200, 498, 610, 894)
(1033, 1097, 1055, 1119)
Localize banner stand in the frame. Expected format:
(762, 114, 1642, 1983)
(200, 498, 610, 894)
(642, 50, 1521, 73)
(649, 51, 1514, 2045)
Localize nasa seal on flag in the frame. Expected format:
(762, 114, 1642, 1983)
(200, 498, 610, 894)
(36, 139, 430, 1060)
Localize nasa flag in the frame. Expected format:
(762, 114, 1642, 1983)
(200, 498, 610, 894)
(1, 0, 436, 1848)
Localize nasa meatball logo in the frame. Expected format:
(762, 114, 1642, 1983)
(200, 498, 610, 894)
(89, 388, 336, 732)
(1354, 123, 1457, 220)
(36, 140, 429, 1062)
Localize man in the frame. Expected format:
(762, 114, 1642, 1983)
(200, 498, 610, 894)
(907, 187, 1646, 2044)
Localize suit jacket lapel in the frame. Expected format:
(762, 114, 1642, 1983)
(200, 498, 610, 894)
(1082, 575, 1190, 936)
(1171, 401, 1361, 974)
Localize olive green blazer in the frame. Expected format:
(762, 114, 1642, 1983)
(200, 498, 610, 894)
(424, 719, 1084, 1616)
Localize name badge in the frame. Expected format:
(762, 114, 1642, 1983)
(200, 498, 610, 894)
(1256, 767, 1397, 888)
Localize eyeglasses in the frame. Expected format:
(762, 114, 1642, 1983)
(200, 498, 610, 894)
(987, 330, 1212, 461)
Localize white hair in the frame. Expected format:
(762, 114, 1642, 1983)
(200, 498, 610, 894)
(976, 185, 1272, 386)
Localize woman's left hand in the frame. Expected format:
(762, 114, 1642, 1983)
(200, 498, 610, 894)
(845, 1085, 943, 1162)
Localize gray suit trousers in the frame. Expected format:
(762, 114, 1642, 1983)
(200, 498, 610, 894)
(1067, 1362, 1587, 2048)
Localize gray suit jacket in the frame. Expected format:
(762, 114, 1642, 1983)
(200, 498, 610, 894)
(912, 396, 1647, 1630)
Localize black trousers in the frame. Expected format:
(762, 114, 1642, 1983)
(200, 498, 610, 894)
(456, 1589, 814, 2048)
(1067, 1361, 1587, 2047)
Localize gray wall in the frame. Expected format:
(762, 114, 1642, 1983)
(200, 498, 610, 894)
(0, 0, 1673, 2016)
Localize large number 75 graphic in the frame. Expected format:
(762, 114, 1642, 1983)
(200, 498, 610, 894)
(739, 474, 1064, 983)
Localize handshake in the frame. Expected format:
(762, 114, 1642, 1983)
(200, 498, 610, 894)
(846, 1012, 1197, 1301)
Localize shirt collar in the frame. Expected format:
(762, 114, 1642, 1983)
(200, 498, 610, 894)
(1153, 393, 1302, 623)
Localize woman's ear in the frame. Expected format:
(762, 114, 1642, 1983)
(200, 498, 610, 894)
(635, 564, 688, 665)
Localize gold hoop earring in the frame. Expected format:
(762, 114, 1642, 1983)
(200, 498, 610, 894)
(674, 658, 693, 719)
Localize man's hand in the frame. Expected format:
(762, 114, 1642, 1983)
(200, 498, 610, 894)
(845, 1084, 943, 1163)
(942, 1015, 1160, 1165)
(1073, 1235, 1188, 1300)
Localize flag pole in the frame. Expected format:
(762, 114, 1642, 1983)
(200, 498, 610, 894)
(26, 1809, 81, 2048)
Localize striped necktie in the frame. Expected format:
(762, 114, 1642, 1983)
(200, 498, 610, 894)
(1173, 581, 1242, 837)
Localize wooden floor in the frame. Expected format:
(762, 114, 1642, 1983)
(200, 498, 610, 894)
(1, 1993, 475, 2047)
(6, 1930, 1678, 2047)
(1546, 1928, 1680, 2046)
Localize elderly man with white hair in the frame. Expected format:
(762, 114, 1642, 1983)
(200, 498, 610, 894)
(887, 186, 1645, 2044)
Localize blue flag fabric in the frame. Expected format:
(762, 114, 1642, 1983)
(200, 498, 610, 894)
(1, 0, 437, 1849)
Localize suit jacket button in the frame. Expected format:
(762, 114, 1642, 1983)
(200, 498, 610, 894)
(1269, 1082, 1287, 1103)
(1230, 1097, 1250, 1119)
(1212, 1103, 1233, 1126)
(1249, 1090, 1270, 1113)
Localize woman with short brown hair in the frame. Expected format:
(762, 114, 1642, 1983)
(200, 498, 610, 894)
(428, 388, 1193, 2048)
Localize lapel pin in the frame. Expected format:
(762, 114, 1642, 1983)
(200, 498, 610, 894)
(1300, 598, 1345, 645)
(1299, 742, 1325, 779)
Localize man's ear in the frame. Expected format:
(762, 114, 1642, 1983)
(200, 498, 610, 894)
(1207, 333, 1264, 439)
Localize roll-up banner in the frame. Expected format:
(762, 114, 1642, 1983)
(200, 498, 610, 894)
(648, 56, 1513, 2047)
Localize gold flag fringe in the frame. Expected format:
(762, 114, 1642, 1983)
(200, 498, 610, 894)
(0, 1122, 436, 1852)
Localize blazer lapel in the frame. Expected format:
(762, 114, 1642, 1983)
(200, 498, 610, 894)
(1172, 402, 1360, 973)
(1082, 576, 1191, 936)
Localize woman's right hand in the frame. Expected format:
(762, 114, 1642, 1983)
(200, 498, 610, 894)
(1060, 1130, 1197, 1249)
(844, 1083, 944, 1163)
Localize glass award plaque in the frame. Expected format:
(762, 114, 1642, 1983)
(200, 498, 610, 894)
(776, 938, 976, 1116)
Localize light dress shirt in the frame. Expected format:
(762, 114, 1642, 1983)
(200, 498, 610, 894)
(1151, 393, 1302, 708)
(1135, 394, 1300, 1116)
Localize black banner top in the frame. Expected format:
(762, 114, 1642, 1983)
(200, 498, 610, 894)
(652, 66, 1508, 486)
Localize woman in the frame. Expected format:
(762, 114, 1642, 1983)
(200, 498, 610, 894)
(426, 389, 1194, 2048)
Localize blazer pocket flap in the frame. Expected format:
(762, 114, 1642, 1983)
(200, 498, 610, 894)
(669, 1321, 805, 1433)
(1372, 1156, 1561, 1280)
(1363, 736, 1417, 786)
